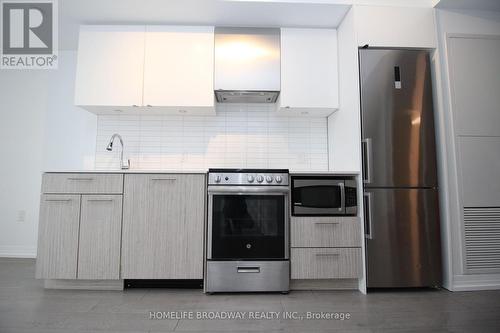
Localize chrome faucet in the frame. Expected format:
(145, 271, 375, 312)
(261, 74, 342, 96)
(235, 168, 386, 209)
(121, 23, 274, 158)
(106, 133, 130, 170)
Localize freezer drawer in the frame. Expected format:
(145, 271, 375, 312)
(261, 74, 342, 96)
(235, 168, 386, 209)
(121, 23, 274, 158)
(364, 188, 441, 288)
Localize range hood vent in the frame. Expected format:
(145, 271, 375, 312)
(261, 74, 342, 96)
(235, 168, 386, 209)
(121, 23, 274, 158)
(214, 27, 280, 104)
(215, 90, 279, 104)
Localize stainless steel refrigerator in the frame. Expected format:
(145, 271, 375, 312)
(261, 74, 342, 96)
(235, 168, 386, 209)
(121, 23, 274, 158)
(360, 48, 442, 288)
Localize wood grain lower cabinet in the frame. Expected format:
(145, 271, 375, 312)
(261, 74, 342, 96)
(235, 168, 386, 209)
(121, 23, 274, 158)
(290, 216, 362, 284)
(77, 195, 123, 279)
(291, 248, 362, 279)
(291, 216, 361, 247)
(121, 174, 205, 279)
(36, 195, 81, 279)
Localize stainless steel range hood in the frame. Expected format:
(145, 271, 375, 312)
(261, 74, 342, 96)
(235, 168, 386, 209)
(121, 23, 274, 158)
(214, 27, 280, 103)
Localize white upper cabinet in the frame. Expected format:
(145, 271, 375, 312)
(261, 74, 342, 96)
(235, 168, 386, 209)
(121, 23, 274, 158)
(279, 28, 339, 117)
(75, 26, 146, 112)
(75, 25, 215, 115)
(143, 26, 214, 115)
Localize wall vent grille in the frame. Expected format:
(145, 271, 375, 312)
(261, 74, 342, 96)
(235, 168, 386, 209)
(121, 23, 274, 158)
(464, 207, 500, 272)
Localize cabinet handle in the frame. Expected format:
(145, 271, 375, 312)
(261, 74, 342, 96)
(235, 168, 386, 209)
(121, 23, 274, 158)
(67, 177, 94, 181)
(87, 199, 113, 202)
(150, 178, 177, 181)
(316, 253, 340, 257)
(315, 222, 340, 225)
(45, 199, 71, 202)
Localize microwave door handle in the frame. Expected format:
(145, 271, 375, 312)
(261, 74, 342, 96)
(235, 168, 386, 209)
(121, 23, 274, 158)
(339, 182, 345, 213)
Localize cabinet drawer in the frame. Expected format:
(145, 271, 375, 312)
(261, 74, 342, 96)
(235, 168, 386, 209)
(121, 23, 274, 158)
(291, 217, 361, 247)
(42, 173, 123, 194)
(291, 248, 362, 279)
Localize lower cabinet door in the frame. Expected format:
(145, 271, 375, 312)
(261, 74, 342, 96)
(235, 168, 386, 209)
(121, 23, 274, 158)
(121, 174, 205, 279)
(291, 248, 362, 279)
(77, 195, 123, 279)
(36, 194, 81, 279)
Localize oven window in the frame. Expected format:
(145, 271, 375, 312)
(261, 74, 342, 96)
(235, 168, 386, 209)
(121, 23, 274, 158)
(211, 195, 285, 260)
(294, 185, 341, 208)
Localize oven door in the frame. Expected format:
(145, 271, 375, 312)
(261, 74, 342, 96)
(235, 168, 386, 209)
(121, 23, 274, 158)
(208, 186, 289, 261)
(292, 178, 345, 216)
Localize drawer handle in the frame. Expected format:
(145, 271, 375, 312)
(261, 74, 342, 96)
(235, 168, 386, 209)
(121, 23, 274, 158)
(316, 253, 340, 257)
(45, 199, 72, 202)
(150, 178, 177, 181)
(237, 267, 260, 273)
(315, 222, 340, 225)
(67, 178, 94, 181)
(87, 199, 113, 202)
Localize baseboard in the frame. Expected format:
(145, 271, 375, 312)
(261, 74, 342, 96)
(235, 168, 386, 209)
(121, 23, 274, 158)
(44, 279, 124, 290)
(290, 279, 358, 290)
(0, 246, 36, 258)
(451, 274, 500, 291)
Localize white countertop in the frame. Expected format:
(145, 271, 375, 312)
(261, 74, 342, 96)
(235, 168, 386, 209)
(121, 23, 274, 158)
(44, 169, 208, 174)
(290, 170, 360, 175)
(44, 169, 360, 175)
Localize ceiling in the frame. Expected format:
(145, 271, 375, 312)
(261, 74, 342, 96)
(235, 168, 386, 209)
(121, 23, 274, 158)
(57, 0, 452, 50)
(58, 0, 351, 50)
(435, 0, 500, 11)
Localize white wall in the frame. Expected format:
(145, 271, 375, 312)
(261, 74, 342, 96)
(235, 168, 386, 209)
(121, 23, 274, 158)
(328, 7, 361, 173)
(328, 7, 367, 294)
(434, 9, 500, 290)
(43, 51, 97, 171)
(0, 51, 97, 257)
(0, 71, 48, 257)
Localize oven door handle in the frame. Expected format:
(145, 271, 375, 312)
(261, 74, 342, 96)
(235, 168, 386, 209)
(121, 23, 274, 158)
(208, 186, 290, 194)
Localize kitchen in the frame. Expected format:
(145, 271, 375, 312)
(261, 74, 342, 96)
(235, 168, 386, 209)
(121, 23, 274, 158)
(1, 0, 500, 332)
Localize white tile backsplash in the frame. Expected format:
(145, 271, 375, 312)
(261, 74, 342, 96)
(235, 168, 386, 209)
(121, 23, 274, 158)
(95, 104, 328, 171)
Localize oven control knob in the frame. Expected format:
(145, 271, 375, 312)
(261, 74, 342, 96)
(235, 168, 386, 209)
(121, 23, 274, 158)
(214, 175, 222, 183)
(256, 175, 264, 183)
(275, 175, 283, 183)
(266, 176, 273, 183)
(247, 175, 255, 183)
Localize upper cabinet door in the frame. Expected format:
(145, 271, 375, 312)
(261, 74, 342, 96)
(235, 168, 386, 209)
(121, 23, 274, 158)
(75, 26, 145, 111)
(143, 26, 215, 115)
(279, 28, 339, 116)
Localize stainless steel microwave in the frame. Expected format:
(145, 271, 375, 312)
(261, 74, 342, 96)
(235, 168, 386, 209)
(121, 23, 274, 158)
(291, 176, 358, 216)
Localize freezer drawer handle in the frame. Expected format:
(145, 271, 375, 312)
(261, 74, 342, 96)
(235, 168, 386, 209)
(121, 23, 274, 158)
(315, 222, 340, 225)
(237, 267, 260, 273)
(316, 253, 340, 257)
(362, 138, 372, 184)
(364, 192, 373, 239)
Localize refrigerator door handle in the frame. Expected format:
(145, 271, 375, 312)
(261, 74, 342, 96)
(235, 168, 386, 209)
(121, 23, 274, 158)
(363, 192, 373, 239)
(362, 138, 373, 184)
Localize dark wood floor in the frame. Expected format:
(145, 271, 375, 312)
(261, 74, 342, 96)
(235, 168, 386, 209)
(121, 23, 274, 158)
(1, 258, 499, 333)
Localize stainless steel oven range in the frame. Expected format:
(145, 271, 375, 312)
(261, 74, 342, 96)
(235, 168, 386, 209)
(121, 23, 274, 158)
(206, 169, 290, 293)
